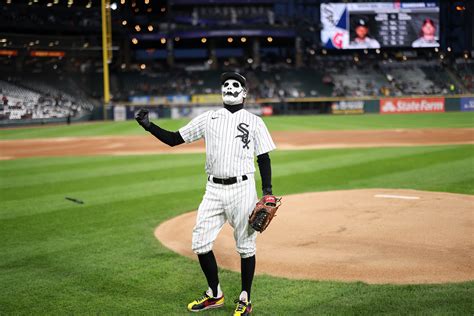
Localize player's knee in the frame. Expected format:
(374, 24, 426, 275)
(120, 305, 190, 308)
(237, 244, 256, 258)
(192, 243, 213, 255)
(239, 251, 256, 258)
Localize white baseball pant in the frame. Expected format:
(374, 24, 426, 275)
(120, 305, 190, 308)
(192, 174, 258, 258)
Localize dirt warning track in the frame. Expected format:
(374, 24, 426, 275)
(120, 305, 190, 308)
(1, 128, 473, 159)
(155, 189, 474, 284)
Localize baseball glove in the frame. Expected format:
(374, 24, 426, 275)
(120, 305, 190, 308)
(249, 195, 282, 233)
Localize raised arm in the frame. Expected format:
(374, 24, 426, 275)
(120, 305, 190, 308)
(135, 108, 184, 147)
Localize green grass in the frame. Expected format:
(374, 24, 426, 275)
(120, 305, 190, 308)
(1, 112, 473, 140)
(1, 145, 473, 315)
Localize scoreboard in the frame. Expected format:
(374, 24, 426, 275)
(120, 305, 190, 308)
(321, 2, 440, 50)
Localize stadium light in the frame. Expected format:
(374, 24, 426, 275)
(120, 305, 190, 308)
(160, 38, 167, 44)
(147, 8, 152, 12)
(201, 38, 207, 43)
(241, 37, 247, 43)
(267, 37, 273, 43)
(464, 52, 469, 59)
(132, 38, 138, 44)
(140, 64, 146, 70)
(174, 37, 180, 42)
(434, 47, 439, 52)
(447, 47, 452, 52)
(376, 48, 380, 54)
(227, 37, 233, 43)
(0, 38, 7, 43)
(148, 25, 153, 32)
(161, 7, 166, 12)
(247, 58, 253, 64)
(135, 25, 141, 32)
(86, 1, 91, 8)
(47, 2, 53, 7)
(120, 0, 125, 4)
(110, 2, 117, 10)
(322, 49, 327, 55)
(145, 0, 149, 4)
(122, 20, 127, 26)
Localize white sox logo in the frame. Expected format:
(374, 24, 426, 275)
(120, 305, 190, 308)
(235, 123, 250, 149)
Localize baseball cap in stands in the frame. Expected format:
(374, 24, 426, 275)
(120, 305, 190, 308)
(221, 72, 247, 89)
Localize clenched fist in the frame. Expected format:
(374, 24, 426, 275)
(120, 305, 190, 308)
(135, 108, 151, 130)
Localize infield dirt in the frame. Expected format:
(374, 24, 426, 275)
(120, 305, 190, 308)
(155, 189, 474, 284)
(1, 128, 473, 159)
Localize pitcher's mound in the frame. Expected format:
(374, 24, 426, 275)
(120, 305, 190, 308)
(154, 189, 474, 284)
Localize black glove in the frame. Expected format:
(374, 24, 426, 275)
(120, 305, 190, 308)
(135, 108, 151, 130)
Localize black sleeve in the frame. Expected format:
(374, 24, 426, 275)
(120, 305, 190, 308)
(257, 152, 272, 196)
(147, 122, 185, 147)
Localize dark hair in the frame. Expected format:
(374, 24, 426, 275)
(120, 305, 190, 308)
(420, 18, 436, 37)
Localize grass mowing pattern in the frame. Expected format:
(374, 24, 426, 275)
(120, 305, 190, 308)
(1, 145, 473, 314)
(1, 112, 473, 140)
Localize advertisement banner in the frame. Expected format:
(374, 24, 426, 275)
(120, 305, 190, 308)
(460, 97, 474, 112)
(191, 94, 221, 104)
(129, 96, 150, 104)
(380, 97, 445, 114)
(167, 95, 190, 104)
(113, 105, 126, 121)
(331, 100, 364, 114)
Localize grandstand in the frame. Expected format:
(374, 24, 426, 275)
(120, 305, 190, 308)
(0, 0, 472, 124)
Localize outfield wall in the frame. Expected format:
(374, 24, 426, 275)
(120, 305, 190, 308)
(1, 95, 473, 126)
(110, 94, 474, 120)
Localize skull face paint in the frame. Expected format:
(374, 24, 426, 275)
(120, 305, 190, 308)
(222, 79, 247, 105)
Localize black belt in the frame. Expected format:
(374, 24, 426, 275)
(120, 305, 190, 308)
(208, 175, 248, 185)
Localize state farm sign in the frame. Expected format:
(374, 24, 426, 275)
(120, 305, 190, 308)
(380, 97, 445, 114)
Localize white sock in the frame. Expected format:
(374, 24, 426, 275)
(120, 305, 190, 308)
(206, 284, 223, 298)
(239, 290, 248, 302)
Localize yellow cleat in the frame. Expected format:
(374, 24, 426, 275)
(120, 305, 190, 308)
(187, 291, 224, 312)
(233, 299, 252, 315)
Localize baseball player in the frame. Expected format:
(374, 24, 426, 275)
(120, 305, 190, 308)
(349, 17, 380, 49)
(136, 72, 276, 315)
(412, 18, 439, 48)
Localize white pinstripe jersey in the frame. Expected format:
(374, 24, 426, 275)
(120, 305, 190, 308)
(179, 108, 276, 178)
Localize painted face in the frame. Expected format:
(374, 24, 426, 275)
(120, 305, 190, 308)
(221, 79, 246, 105)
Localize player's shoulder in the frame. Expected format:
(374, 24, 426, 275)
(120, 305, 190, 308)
(194, 110, 216, 119)
(241, 109, 261, 119)
(242, 110, 266, 127)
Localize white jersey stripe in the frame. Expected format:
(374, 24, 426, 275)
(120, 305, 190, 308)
(179, 108, 276, 177)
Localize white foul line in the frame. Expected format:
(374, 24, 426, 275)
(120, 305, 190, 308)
(374, 194, 420, 200)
